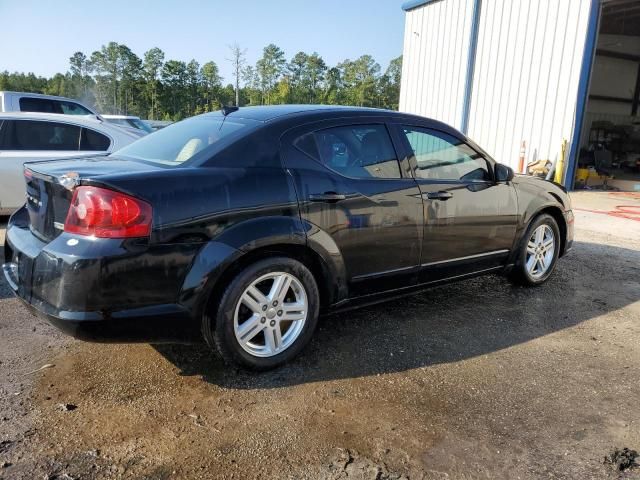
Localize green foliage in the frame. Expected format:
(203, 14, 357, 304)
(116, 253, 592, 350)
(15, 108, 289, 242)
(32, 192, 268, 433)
(1, 43, 402, 118)
(256, 44, 287, 105)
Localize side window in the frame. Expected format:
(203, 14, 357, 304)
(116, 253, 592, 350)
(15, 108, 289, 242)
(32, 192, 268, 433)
(19, 97, 63, 114)
(61, 101, 93, 115)
(294, 124, 400, 179)
(401, 126, 492, 182)
(1, 120, 80, 150)
(80, 128, 111, 151)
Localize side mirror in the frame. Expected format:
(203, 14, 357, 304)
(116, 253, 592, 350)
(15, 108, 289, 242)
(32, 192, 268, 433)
(495, 163, 514, 182)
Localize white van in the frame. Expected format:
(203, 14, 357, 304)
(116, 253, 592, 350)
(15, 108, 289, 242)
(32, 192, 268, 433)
(0, 91, 97, 116)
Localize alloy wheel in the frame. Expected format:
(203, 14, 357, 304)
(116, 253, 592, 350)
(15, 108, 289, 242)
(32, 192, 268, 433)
(233, 272, 308, 357)
(525, 224, 556, 280)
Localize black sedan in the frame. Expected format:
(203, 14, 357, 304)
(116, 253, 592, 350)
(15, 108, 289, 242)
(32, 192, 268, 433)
(3, 105, 574, 370)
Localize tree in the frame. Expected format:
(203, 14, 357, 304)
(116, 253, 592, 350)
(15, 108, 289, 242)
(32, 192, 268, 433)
(304, 53, 327, 104)
(323, 67, 343, 105)
(68, 51, 93, 101)
(378, 55, 402, 110)
(143, 48, 165, 119)
(3, 41, 403, 120)
(45, 73, 72, 98)
(90, 42, 124, 113)
(242, 65, 261, 106)
(201, 61, 222, 110)
(160, 60, 187, 119)
(118, 45, 143, 115)
(338, 55, 381, 107)
(186, 59, 201, 115)
(227, 43, 246, 106)
(256, 44, 286, 104)
(288, 51, 308, 103)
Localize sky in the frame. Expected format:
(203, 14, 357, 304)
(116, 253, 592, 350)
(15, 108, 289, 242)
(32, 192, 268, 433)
(0, 0, 407, 82)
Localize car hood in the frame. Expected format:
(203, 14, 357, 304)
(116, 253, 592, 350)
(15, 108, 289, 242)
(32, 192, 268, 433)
(512, 174, 567, 192)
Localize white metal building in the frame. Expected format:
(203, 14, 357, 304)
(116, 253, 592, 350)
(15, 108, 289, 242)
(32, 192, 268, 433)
(400, 0, 640, 190)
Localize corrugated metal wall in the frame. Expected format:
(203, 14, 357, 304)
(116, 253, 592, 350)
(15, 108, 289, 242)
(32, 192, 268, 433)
(399, 0, 475, 129)
(468, 0, 592, 169)
(400, 0, 593, 171)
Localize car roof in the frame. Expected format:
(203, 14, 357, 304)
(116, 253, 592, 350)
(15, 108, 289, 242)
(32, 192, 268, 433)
(209, 104, 396, 122)
(0, 111, 103, 124)
(201, 104, 466, 140)
(0, 90, 81, 101)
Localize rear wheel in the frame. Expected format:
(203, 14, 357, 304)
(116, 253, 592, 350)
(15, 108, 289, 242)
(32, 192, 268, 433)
(204, 257, 320, 370)
(509, 213, 560, 286)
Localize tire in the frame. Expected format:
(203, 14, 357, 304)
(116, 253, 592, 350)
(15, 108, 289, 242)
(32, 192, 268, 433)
(203, 257, 320, 370)
(509, 213, 561, 286)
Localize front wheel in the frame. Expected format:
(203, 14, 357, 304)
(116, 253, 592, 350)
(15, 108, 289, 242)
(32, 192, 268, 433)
(204, 257, 320, 370)
(509, 213, 560, 286)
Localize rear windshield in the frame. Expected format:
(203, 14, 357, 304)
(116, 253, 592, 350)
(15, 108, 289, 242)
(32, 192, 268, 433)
(112, 114, 255, 166)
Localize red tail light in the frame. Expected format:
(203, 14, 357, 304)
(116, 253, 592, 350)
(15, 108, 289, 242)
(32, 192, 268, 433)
(64, 186, 152, 238)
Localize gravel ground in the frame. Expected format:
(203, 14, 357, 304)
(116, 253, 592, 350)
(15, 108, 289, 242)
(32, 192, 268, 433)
(1, 192, 639, 479)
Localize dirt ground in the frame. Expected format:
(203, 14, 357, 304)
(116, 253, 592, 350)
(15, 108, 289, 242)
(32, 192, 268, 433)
(1, 191, 639, 480)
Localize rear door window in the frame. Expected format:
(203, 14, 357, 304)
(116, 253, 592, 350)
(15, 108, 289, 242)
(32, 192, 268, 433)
(80, 128, 111, 151)
(294, 124, 401, 179)
(0, 120, 81, 150)
(19, 97, 62, 114)
(19, 97, 92, 115)
(60, 101, 93, 115)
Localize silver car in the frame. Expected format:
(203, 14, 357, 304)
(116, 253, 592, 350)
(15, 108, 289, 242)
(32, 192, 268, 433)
(0, 112, 142, 214)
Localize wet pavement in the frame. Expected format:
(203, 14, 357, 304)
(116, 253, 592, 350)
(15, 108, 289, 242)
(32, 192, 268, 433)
(1, 192, 639, 479)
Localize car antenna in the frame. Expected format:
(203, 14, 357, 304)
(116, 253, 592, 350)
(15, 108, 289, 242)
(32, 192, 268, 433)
(221, 104, 239, 116)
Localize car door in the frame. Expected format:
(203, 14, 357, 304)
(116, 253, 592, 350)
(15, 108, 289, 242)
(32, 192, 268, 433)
(393, 124, 518, 282)
(282, 119, 424, 296)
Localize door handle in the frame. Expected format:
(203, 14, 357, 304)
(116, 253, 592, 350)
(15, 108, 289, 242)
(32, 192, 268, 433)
(425, 191, 453, 200)
(309, 192, 347, 203)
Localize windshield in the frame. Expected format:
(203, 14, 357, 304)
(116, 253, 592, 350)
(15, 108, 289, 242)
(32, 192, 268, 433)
(127, 118, 154, 133)
(112, 114, 253, 166)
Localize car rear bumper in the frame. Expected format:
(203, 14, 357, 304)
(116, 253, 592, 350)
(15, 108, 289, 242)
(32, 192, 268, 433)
(3, 208, 202, 343)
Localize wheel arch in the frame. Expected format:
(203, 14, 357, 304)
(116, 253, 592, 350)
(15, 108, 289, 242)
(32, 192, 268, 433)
(537, 206, 567, 257)
(179, 221, 349, 327)
(514, 204, 568, 261)
(203, 243, 341, 315)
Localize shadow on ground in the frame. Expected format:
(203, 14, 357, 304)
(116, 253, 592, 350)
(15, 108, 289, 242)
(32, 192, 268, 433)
(154, 239, 640, 389)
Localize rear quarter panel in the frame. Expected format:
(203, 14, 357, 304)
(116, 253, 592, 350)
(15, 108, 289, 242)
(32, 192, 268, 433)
(90, 157, 303, 315)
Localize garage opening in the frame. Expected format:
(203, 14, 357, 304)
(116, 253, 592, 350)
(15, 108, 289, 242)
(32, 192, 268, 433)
(576, 0, 640, 191)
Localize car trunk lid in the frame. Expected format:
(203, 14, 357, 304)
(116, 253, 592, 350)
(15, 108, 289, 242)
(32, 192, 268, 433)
(23, 156, 162, 242)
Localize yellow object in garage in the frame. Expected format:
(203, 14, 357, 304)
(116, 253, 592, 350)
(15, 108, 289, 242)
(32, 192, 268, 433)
(575, 168, 591, 183)
(554, 139, 567, 184)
